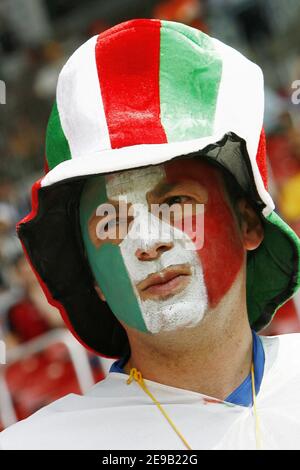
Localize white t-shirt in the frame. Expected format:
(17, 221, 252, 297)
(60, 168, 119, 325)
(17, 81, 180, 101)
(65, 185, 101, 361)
(1, 334, 300, 450)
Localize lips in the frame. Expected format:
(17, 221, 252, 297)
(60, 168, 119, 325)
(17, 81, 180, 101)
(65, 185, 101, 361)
(136, 264, 192, 300)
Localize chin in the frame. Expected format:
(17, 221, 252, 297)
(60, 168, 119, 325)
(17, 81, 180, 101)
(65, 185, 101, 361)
(143, 301, 207, 334)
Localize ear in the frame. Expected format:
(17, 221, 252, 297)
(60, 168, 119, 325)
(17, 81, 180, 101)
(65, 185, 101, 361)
(94, 284, 106, 302)
(237, 199, 264, 251)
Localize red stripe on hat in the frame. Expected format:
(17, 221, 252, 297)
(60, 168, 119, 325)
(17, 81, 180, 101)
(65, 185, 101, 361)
(44, 156, 49, 175)
(256, 128, 268, 190)
(95, 19, 167, 148)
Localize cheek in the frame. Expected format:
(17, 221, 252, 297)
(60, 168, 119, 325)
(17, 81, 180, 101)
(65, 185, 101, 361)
(175, 206, 243, 307)
(165, 161, 244, 307)
(94, 243, 148, 333)
(174, 212, 204, 250)
(196, 198, 244, 307)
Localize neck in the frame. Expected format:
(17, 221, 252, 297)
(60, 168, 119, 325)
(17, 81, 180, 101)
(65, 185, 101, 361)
(123, 269, 253, 400)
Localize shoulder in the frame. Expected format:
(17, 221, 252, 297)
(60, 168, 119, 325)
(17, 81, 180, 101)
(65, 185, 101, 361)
(0, 393, 81, 450)
(260, 333, 300, 386)
(260, 332, 300, 360)
(0, 373, 136, 449)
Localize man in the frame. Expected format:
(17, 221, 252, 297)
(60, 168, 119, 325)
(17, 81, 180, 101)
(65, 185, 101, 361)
(1, 19, 300, 450)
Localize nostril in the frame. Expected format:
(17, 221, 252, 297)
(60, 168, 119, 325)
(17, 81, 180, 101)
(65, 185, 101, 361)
(137, 251, 153, 260)
(135, 242, 173, 260)
(158, 242, 173, 254)
(135, 248, 155, 260)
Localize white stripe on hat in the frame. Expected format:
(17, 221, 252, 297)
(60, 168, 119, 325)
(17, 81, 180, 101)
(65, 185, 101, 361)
(56, 35, 111, 160)
(212, 38, 274, 216)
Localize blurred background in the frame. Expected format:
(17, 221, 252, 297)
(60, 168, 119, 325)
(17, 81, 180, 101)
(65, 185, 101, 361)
(0, 0, 300, 429)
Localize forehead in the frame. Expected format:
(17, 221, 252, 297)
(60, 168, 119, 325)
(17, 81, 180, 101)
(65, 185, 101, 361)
(105, 158, 222, 200)
(105, 164, 165, 199)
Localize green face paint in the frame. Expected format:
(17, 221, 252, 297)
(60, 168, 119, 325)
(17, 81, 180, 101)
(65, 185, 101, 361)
(79, 174, 148, 332)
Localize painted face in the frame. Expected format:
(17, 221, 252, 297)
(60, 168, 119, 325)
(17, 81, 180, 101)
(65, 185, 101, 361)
(79, 159, 244, 334)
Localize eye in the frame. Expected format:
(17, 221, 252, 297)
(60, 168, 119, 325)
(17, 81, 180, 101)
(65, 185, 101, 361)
(96, 217, 119, 239)
(164, 195, 191, 206)
(97, 216, 133, 239)
(102, 218, 118, 232)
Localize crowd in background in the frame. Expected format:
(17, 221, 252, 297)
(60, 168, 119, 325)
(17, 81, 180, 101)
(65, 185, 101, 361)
(0, 0, 300, 428)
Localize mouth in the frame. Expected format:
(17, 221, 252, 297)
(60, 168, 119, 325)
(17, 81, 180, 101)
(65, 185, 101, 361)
(136, 264, 192, 300)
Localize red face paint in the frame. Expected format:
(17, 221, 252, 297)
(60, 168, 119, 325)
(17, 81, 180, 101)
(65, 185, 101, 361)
(164, 159, 244, 308)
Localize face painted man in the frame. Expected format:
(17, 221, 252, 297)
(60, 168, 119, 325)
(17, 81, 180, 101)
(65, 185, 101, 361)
(1, 20, 300, 450)
(79, 155, 265, 399)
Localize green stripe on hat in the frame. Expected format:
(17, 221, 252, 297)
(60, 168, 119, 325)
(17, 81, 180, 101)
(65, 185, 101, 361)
(159, 21, 223, 142)
(46, 101, 71, 170)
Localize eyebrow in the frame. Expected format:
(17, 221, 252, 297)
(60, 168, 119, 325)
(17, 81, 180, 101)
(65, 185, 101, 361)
(97, 198, 130, 209)
(92, 198, 132, 220)
(149, 182, 177, 198)
(149, 180, 208, 201)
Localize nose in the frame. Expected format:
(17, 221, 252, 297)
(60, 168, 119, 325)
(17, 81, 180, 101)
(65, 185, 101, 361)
(135, 241, 174, 261)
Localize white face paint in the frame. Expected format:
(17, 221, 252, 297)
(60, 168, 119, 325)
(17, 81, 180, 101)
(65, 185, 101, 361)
(106, 165, 208, 334)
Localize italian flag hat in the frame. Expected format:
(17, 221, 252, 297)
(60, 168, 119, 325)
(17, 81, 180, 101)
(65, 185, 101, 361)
(17, 19, 300, 358)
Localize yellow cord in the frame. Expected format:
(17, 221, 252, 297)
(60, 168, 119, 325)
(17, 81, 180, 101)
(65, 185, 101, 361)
(127, 364, 261, 450)
(251, 362, 262, 450)
(127, 368, 192, 450)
